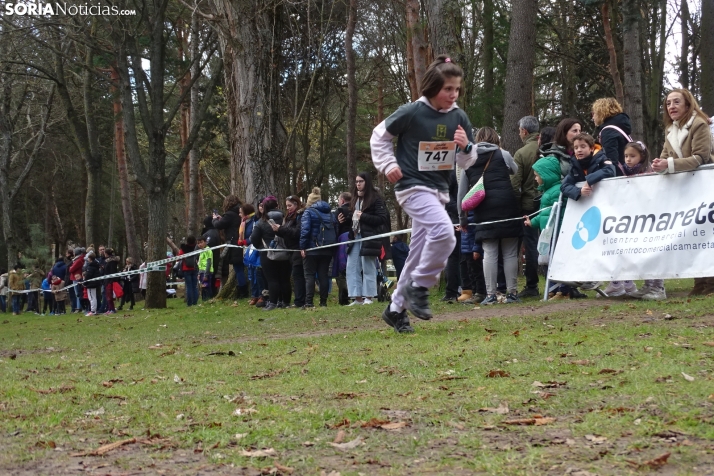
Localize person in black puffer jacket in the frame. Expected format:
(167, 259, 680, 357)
(275, 195, 305, 307)
(250, 198, 291, 311)
(592, 98, 632, 176)
(212, 195, 249, 298)
(458, 127, 522, 305)
(83, 252, 102, 315)
(345, 172, 390, 305)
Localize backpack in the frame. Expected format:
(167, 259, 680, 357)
(182, 252, 197, 270)
(263, 237, 291, 261)
(599, 125, 633, 145)
(314, 210, 337, 248)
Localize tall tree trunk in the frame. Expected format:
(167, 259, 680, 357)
(702, 0, 714, 115)
(622, 0, 644, 140)
(187, 12, 202, 236)
(482, 0, 495, 126)
(679, 0, 689, 90)
(501, 0, 538, 154)
(113, 3, 221, 308)
(211, 0, 285, 203)
(111, 67, 141, 262)
(406, 0, 428, 98)
(427, 0, 462, 59)
(601, 2, 625, 105)
(345, 0, 358, 185)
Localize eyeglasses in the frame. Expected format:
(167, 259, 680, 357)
(355, 180, 365, 184)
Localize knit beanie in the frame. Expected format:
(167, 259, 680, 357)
(305, 187, 322, 208)
(261, 195, 278, 205)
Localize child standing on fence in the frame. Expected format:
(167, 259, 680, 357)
(371, 55, 479, 333)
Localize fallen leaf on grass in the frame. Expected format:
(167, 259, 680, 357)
(335, 392, 365, 399)
(327, 418, 350, 429)
(584, 434, 608, 444)
(503, 416, 555, 426)
(486, 369, 510, 378)
(71, 437, 136, 456)
(328, 437, 363, 450)
(380, 421, 408, 430)
(30, 385, 75, 394)
(148, 344, 163, 349)
(360, 418, 390, 428)
(627, 452, 670, 469)
(233, 408, 258, 416)
(274, 462, 294, 474)
(251, 369, 285, 380)
(681, 372, 695, 382)
(240, 448, 276, 457)
(655, 375, 672, 383)
(333, 430, 345, 443)
(35, 440, 56, 449)
(703, 342, 714, 347)
(598, 369, 622, 375)
(84, 407, 105, 416)
(570, 360, 591, 366)
(479, 402, 509, 414)
(532, 381, 567, 388)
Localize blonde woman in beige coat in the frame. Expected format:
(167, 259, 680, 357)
(653, 88, 714, 296)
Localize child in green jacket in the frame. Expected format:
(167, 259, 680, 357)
(197, 237, 214, 301)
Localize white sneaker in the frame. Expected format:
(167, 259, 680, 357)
(363, 298, 373, 305)
(602, 282, 625, 297)
(623, 281, 638, 294)
(627, 286, 650, 299)
(347, 300, 363, 306)
(641, 288, 667, 301)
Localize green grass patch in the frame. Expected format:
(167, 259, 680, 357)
(1, 278, 713, 475)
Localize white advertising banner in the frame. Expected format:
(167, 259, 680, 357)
(548, 166, 714, 282)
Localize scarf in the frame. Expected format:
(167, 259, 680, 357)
(577, 154, 593, 174)
(621, 162, 646, 176)
(666, 112, 696, 159)
(239, 212, 255, 242)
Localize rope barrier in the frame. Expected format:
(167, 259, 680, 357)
(4, 207, 551, 295)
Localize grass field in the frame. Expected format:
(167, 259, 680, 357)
(1, 278, 713, 475)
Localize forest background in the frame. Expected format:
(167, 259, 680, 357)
(0, 0, 711, 307)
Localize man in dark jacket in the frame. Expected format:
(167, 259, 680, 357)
(512, 116, 541, 298)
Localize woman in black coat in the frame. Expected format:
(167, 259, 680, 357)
(250, 198, 291, 311)
(212, 195, 249, 298)
(458, 127, 522, 305)
(274, 195, 306, 307)
(345, 172, 390, 305)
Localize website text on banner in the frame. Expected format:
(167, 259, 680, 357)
(548, 165, 714, 282)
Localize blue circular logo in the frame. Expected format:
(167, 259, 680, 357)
(572, 206, 601, 250)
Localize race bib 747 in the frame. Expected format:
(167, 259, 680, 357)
(417, 141, 456, 171)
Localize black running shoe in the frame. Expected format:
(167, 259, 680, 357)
(570, 288, 588, 299)
(404, 281, 433, 320)
(382, 304, 414, 333)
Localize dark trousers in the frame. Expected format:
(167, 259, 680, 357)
(303, 255, 331, 306)
(27, 291, 39, 312)
(444, 230, 461, 298)
(12, 295, 22, 314)
(262, 257, 292, 305)
(460, 255, 487, 295)
(292, 262, 306, 307)
(105, 283, 116, 312)
(120, 282, 135, 309)
(0, 295, 6, 313)
(43, 292, 54, 313)
(521, 217, 539, 289)
(68, 285, 77, 311)
(184, 270, 198, 306)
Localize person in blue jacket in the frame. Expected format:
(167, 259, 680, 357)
(299, 187, 337, 308)
(561, 133, 616, 202)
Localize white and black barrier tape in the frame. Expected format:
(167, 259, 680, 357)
(7, 208, 549, 295)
